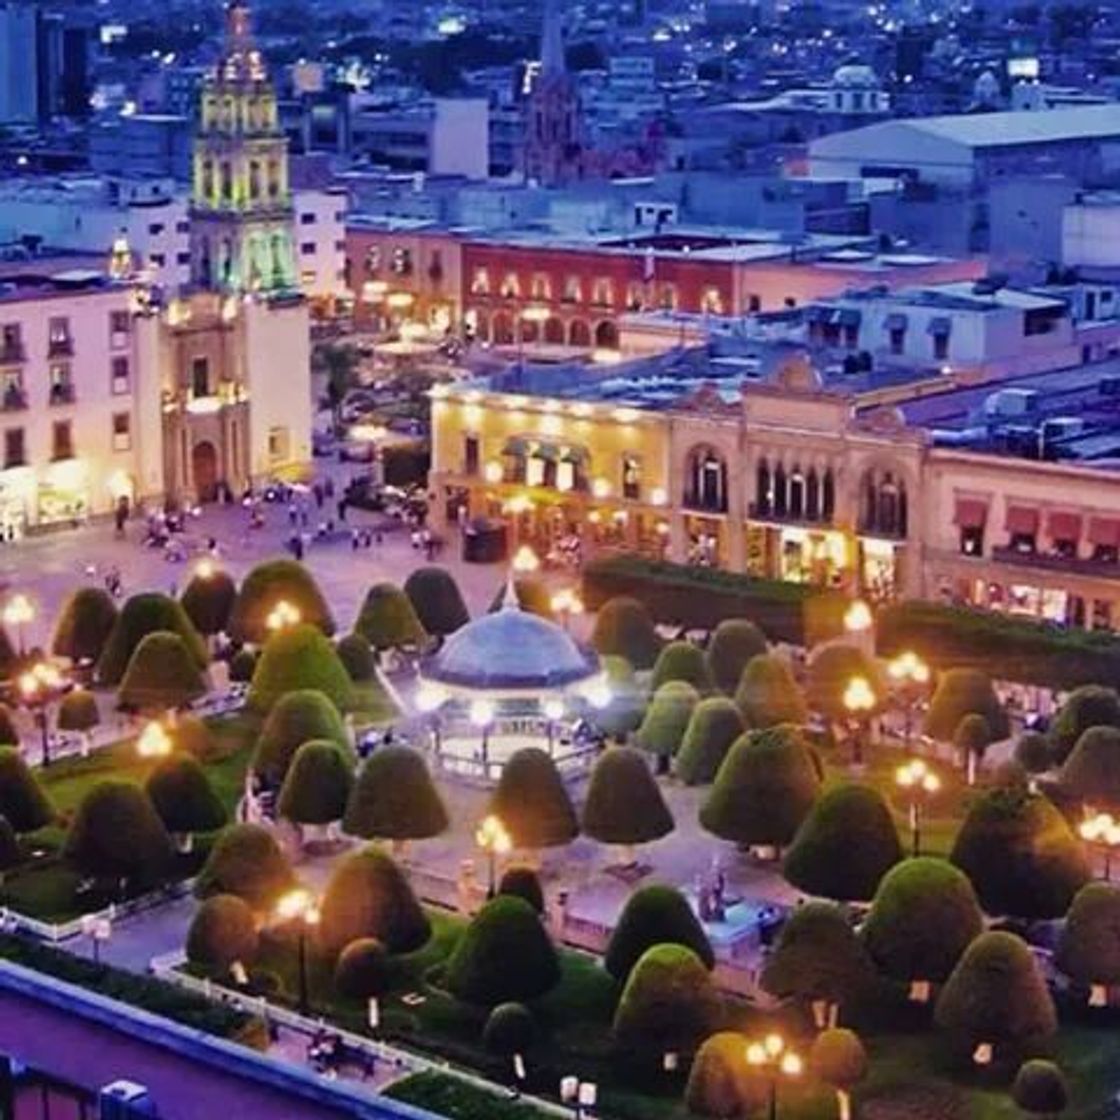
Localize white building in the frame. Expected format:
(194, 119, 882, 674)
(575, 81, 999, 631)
(293, 186, 349, 308)
(1063, 191, 1120, 269)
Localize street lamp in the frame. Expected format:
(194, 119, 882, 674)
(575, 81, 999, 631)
(895, 758, 941, 856)
(276, 887, 320, 1015)
(195, 558, 217, 580)
(137, 720, 173, 759)
(1079, 811, 1120, 881)
(551, 588, 584, 631)
(512, 544, 540, 574)
(475, 814, 512, 899)
(887, 650, 930, 752)
(3, 594, 33, 657)
(266, 600, 301, 634)
(746, 1033, 803, 1120)
(842, 675, 876, 768)
(843, 599, 872, 636)
(17, 660, 68, 767)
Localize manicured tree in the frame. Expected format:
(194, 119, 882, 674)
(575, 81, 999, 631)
(699, 726, 821, 852)
(487, 578, 553, 620)
(686, 1032, 766, 1119)
(483, 1003, 536, 1057)
(593, 655, 645, 739)
(784, 783, 903, 902)
(954, 713, 993, 786)
(0, 815, 19, 871)
(0, 704, 17, 746)
(0, 747, 54, 833)
(590, 596, 661, 670)
(63, 781, 174, 891)
(1049, 685, 1120, 766)
(950, 786, 1090, 919)
(228, 648, 256, 683)
(489, 747, 578, 851)
(498, 866, 545, 914)
(734, 654, 808, 730)
(446, 895, 560, 1005)
(144, 752, 226, 846)
(247, 623, 354, 713)
(402, 566, 469, 637)
(227, 558, 335, 644)
(343, 746, 448, 845)
(1059, 725, 1120, 808)
(172, 715, 218, 761)
(117, 631, 208, 712)
(924, 668, 1009, 742)
(51, 586, 118, 666)
(861, 857, 983, 997)
(806, 643, 879, 728)
(186, 894, 259, 974)
(650, 641, 713, 694)
(317, 846, 430, 957)
(1013, 1060, 1068, 1117)
(354, 582, 428, 652)
(180, 569, 237, 637)
(278, 741, 355, 828)
(604, 883, 714, 982)
(96, 592, 207, 686)
(612, 944, 721, 1058)
(674, 697, 744, 786)
(195, 822, 296, 913)
(1015, 731, 1054, 775)
(581, 746, 674, 861)
(760, 901, 874, 1026)
(636, 680, 700, 764)
(253, 688, 350, 784)
(333, 938, 390, 1000)
(933, 931, 1057, 1069)
(57, 689, 99, 757)
(810, 1029, 868, 1120)
(336, 633, 375, 682)
(1054, 882, 1120, 997)
(706, 619, 768, 697)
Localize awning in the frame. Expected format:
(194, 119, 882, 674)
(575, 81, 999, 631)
(884, 312, 908, 331)
(1088, 516, 1120, 548)
(837, 308, 862, 327)
(926, 316, 952, 335)
(502, 437, 528, 456)
(1005, 505, 1040, 535)
(1047, 511, 1082, 543)
(953, 497, 988, 529)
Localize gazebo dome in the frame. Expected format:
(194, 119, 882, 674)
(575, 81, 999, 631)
(422, 599, 599, 692)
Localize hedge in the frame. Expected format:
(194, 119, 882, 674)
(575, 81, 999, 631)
(118, 631, 208, 712)
(343, 746, 448, 842)
(706, 619, 768, 696)
(253, 688, 351, 784)
(0, 747, 54, 832)
(354, 582, 428, 651)
(180, 569, 237, 637)
(590, 596, 661, 669)
(144, 752, 227, 837)
(195, 823, 296, 913)
(487, 747, 578, 849)
(674, 697, 744, 786)
(96, 593, 207, 686)
(604, 883, 714, 982)
(51, 587, 118, 665)
(247, 623, 354, 714)
(1054, 882, 1120, 987)
(386, 1072, 555, 1120)
(581, 747, 674, 847)
(227, 558, 335, 644)
(277, 740, 354, 826)
(186, 894, 259, 973)
(333, 937, 390, 1000)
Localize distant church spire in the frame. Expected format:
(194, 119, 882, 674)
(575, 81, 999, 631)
(540, 0, 566, 78)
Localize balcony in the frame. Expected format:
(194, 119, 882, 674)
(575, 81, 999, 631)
(49, 383, 76, 406)
(750, 502, 834, 529)
(0, 341, 25, 364)
(991, 545, 1120, 581)
(2, 387, 27, 412)
(48, 338, 74, 358)
(684, 492, 728, 515)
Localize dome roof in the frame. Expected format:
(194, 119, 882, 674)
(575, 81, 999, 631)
(833, 64, 879, 89)
(422, 600, 599, 691)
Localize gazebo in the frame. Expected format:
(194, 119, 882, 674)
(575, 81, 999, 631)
(414, 585, 609, 782)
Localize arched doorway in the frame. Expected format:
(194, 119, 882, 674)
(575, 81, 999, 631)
(192, 441, 219, 502)
(569, 320, 591, 347)
(545, 317, 565, 344)
(594, 320, 619, 349)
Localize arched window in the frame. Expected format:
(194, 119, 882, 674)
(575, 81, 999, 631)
(859, 468, 909, 538)
(789, 467, 805, 520)
(686, 446, 728, 513)
(822, 469, 835, 521)
(755, 458, 771, 515)
(774, 463, 787, 517)
(806, 468, 820, 521)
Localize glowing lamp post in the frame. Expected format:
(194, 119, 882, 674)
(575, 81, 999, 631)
(137, 720, 173, 759)
(276, 888, 320, 1015)
(843, 675, 876, 768)
(887, 650, 930, 752)
(512, 544, 540, 574)
(3, 594, 34, 656)
(266, 600, 301, 634)
(550, 588, 584, 632)
(1080, 812, 1120, 881)
(746, 1034, 803, 1120)
(895, 758, 941, 856)
(18, 660, 68, 767)
(475, 814, 512, 899)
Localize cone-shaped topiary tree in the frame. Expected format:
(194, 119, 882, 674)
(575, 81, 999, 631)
(1055, 882, 1120, 990)
(186, 894, 259, 974)
(636, 680, 700, 762)
(954, 713, 993, 784)
(57, 689, 99, 734)
(253, 688, 350, 784)
(950, 786, 1090, 919)
(333, 938, 390, 1000)
(612, 944, 721, 1058)
(706, 619, 768, 697)
(317, 846, 430, 957)
(498, 866, 545, 914)
(605, 883, 714, 982)
(195, 822, 296, 913)
(97, 593, 207, 686)
(1015, 731, 1053, 775)
(354, 582, 428, 651)
(63, 781, 174, 890)
(228, 558, 335, 645)
(180, 569, 237, 637)
(0, 747, 54, 833)
(118, 631, 208, 712)
(1059, 725, 1120, 808)
(686, 1032, 768, 1119)
(925, 668, 1009, 742)
(674, 697, 744, 786)
(590, 596, 661, 670)
(247, 623, 354, 713)
(483, 1002, 536, 1057)
(784, 783, 903, 902)
(0, 815, 19, 871)
(488, 747, 578, 850)
(934, 931, 1057, 1070)
(1049, 685, 1120, 766)
(336, 633, 375, 682)
(52, 586, 118, 666)
(1013, 1060, 1068, 1118)
(144, 752, 227, 842)
(170, 715, 218, 761)
(650, 641, 713, 695)
(278, 740, 354, 827)
(343, 746, 448, 842)
(699, 726, 821, 850)
(581, 746, 674, 854)
(487, 577, 553, 620)
(0, 704, 17, 747)
(402, 566, 469, 637)
(861, 857, 984, 988)
(810, 1029, 868, 1120)
(806, 643, 879, 727)
(591, 654, 646, 739)
(734, 654, 808, 730)
(446, 895, 560, 1006)
(760, 901, 874, 1023)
